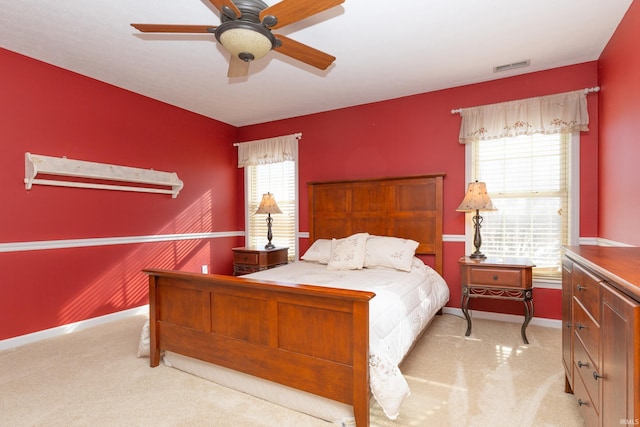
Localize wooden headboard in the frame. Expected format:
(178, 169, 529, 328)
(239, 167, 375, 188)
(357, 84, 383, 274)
(307, 174, 445, 274)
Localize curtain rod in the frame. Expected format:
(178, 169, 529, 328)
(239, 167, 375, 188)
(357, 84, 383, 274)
(233, 132, 302, 147)
(450, 86, 600, 115)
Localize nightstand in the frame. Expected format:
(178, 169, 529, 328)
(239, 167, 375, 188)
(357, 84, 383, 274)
(458, 256, 535, 343)
(232, 246, 289, 276)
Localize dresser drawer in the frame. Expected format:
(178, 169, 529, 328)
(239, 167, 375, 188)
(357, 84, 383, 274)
(232, 247, 289, 276)
(468, 267, 525, 288)
(233, 264, 261, 275)
(572, 365, 600, 427)
(573, 297, 600, 368)
(572, 264, 601, 320)
(573, 338, 600, 409)
(234, 252, 259, 265)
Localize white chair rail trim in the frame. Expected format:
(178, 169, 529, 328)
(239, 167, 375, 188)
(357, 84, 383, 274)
(0, 231, 244, 253)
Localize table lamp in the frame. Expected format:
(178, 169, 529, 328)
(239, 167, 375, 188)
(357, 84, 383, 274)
(456, 181, 496, 259)
(255, 192, 282, 249)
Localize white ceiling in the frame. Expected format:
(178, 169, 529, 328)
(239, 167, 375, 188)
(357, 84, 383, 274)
(0, 0, 633, 127)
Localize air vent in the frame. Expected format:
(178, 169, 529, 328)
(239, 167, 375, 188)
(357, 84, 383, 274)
(493, 60, 530, 73)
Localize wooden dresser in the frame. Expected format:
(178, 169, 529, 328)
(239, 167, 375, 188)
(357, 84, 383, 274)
(562, 246, 640, 427)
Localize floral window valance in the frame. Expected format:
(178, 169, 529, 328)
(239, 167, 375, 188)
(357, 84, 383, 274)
(458, 90, 589, 144)
(236, 133, 300, 167)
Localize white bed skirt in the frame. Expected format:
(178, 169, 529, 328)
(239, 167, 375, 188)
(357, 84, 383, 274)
(163, 350, 357, 426)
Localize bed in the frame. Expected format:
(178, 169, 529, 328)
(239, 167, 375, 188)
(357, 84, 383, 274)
(142, 174, 448, 426)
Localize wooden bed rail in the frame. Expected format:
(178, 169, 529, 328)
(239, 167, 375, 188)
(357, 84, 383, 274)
(144, 269, 376, 426)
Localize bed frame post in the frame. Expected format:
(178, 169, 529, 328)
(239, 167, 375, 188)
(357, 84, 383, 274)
(434, 174, 444, 275)
(148, 274, 160, 367)
(353, 299, 370, 427)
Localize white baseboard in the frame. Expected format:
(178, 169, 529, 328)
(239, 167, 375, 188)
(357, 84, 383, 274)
(0, 305, 149, 352)
(441, 307, 561, 329)
(595, 237, 635, 247)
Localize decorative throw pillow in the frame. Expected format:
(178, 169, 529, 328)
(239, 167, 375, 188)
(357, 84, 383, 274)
(300, 239, 332, 264)
(327, 233, 369, 270)
(364, 235, 419, 272)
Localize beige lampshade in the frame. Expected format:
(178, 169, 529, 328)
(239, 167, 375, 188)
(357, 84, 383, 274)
(456, 181, 497, 212)
(219, 28, 273, 61)
(255, 192, 282, 214)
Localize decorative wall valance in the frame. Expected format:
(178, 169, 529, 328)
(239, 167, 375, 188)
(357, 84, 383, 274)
(236, 133, 301, 167)
(456, 89, 592, 144)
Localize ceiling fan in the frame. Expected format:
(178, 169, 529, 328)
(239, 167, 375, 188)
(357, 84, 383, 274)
(131, 0, 344, 78)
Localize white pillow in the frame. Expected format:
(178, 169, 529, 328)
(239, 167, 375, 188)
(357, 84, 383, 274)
(300, 239, 332, 264)
(364, 235, 419, 272)
(327, 233, 369, 270)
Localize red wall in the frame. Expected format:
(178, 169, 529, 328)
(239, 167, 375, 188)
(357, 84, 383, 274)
(598, 0, 640, 246)
(8, 19, 631, 339)
(238, 62, 600, 320)
(0, 49, 243, 340)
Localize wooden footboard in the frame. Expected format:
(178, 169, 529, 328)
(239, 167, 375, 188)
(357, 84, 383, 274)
(144, 269, 375, 427)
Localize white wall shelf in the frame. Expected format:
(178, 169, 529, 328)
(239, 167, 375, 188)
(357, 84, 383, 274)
(24, 152, 183, 198)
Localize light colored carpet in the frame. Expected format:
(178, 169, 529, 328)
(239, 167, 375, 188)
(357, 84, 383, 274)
(0, 313, 583, 426)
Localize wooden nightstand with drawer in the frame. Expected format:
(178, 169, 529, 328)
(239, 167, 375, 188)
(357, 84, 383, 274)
(459, 256, 535, 343)
(232, 246, 289, 276)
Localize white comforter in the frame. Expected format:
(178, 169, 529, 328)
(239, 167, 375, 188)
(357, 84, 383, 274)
(245, 258, 450, 419)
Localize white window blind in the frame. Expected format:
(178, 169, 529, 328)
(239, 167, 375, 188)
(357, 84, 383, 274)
(472, 133, 571, 279)
(247, 161, 297, 260)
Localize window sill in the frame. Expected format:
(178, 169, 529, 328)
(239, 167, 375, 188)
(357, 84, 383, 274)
(533, 277, 561, 290)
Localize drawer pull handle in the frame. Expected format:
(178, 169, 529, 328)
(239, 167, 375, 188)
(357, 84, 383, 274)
(577, 399, 588, 407)
(493, 275, 499, 281)
(593, 372, 603, 381)
(565, 322, 572, 329)
(577, 360, 589, 368)
(576, 284, 585, 292)
(576, 323, 586, 330)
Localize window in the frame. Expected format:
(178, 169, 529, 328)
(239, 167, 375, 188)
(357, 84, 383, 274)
(469, 132, 578, 281)
(246, 161, 298, 260)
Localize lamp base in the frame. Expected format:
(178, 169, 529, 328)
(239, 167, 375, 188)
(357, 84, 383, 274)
(264, 213, 275, 250)
(470, 210, 486, 259)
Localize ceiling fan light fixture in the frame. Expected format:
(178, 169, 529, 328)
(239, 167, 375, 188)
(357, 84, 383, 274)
(132, 0, 342, 75)
(216, 24, 275, 62)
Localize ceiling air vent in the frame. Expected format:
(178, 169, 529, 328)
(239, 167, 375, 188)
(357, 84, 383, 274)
(493, 60, 530, 73)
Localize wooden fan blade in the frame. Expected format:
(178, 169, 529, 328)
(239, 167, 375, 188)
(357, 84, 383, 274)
(207, 0, 242, 19)
(260, 0, 344, 29)
(131, 24, 216, 33)
(228, 56, 250, 77)
(274, 34, 335, 70)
